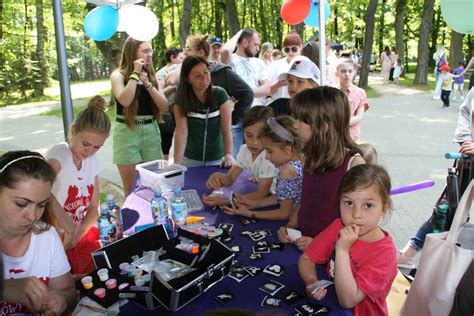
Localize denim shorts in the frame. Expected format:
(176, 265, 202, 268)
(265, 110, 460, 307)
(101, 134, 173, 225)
(112, 115, 163, 165)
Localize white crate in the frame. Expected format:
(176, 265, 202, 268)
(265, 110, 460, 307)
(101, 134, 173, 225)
(135, 160, 187, 191)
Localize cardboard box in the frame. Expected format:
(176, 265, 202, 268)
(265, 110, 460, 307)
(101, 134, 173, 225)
(92, 225, 234, 311)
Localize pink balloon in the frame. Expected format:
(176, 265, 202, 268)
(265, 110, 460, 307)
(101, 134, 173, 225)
(281, 0, 311, 25)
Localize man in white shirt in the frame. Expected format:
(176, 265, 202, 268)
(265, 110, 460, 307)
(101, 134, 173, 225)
(221, 28, 270, 106)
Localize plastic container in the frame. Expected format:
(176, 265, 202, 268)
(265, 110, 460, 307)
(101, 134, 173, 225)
(136, 160, 187, 191)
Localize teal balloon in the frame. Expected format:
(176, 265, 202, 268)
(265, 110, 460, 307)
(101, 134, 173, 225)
(441, 0, 474, 34)
(84, 6, 119, 41)
(304, 0, 331, 28)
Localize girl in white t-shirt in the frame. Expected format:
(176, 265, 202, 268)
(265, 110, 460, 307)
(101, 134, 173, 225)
(0, 150, 77, 315)
(204, 106, 277, 207)
(46, 95, 111, 275)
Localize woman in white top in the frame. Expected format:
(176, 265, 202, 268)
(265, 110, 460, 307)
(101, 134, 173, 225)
(0, 151, 77, 315)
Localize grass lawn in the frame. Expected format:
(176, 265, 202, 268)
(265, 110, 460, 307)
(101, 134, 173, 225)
(41, 99, 116, 121)
(0, 79, 111, 107)
(366, 85, 381, 98)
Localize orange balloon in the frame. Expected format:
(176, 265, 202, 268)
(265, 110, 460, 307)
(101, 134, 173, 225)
(281, 0, 311, 25)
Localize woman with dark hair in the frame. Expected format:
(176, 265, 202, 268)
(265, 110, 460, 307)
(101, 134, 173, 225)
(110, 37, 168, 195)
(0, 151, 77, 314)
(174, 55, 234, 167)
(301, 41, 320, 68)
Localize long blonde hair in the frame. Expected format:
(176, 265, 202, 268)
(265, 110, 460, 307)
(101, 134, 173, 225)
(118, 37, 160, 128)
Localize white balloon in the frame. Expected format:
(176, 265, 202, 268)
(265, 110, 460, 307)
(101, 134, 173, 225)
(122, 5, 159, 41)
(117, 6, 133, 32)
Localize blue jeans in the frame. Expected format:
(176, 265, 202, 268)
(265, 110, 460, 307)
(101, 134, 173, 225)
(433, 71, 443, 98)
(232, 123, 244, 157)
(409, 219, 433, 251)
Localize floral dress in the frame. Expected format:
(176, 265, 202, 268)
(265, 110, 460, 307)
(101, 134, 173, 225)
(275, 160, 303, 212)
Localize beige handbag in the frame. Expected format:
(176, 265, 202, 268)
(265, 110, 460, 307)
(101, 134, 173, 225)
(402, 180, 473, 316)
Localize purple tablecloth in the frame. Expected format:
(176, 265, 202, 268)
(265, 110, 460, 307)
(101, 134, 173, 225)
(120, 166, 352, 315)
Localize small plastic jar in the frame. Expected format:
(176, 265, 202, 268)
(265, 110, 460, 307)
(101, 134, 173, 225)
(143, 274, 151, 283)
(97, 268, 109, 281)
(134, 278, 145, 287)
(105, 278, 117, 289)
(132, 268, 143, 278)
(119, 262, 130, 275)
(81, 276, 93, 289)
(94, 288, 106, 298)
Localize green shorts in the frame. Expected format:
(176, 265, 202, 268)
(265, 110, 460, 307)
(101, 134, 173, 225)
(112, 116, 164, 165)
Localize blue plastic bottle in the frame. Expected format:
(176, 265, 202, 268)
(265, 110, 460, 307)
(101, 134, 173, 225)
(171, 187, 187, 226)
(106, 194, 123, 240)
(98, 203, 114, 247)
(151, 188, 168, 226)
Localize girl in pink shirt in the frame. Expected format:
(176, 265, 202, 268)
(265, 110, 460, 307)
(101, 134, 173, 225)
(337, 60, 368, 141)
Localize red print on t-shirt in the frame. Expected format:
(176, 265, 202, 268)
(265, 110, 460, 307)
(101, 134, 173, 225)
(63, 184, 94, 222)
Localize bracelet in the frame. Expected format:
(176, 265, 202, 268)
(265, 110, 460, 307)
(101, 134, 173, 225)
(129, 73, 139, 82)
(145, 83, 153, 89)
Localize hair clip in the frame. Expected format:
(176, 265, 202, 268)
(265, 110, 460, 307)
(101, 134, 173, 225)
(267, 117, 292, 142)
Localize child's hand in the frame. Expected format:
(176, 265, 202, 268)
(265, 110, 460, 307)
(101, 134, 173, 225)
(306, 283, 327, 301)
(206, 172, 226, 190)
(277, 226, 294, 244)
(220, 154, 235, 168)
(336, 224, 359, 252)
(295, 236, 313, 251)
(202, 194, 228, 207)
(235, 194, 258, 209)
(223, 203, 251, 217)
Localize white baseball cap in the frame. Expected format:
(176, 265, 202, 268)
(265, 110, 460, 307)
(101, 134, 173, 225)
(278, 56, 320, 86)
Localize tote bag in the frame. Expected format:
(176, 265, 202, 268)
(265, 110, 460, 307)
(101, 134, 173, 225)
(402, 180, 474, 316)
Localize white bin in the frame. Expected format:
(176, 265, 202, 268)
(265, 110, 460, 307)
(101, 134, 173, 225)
(135, 160, 187, 192)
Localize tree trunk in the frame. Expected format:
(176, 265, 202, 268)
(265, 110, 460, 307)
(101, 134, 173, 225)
(169, 0, 175, 39)
(358, 0, 378, 88)
(333, 6, 338, 38)
(377, 0, 386, 54)
(394, 0, 405, 60)
(179, 0, 192, 47)
(449, 30, 464, 66)
(214, 0, 223, 39)
(224, 0, 240, 36)
(414, 0, 435, 85)
(33, 0, 47, 97)
(429, 6, 441, 67)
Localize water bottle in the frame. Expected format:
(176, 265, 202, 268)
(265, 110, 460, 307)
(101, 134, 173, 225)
(151, 188, 169, 228)
(446, 168, 460, 229)
(171, 187, 187, 227)
(107, 194, 123, 240)
(98, 203, 113, 246)
(433, 203, 449, 233)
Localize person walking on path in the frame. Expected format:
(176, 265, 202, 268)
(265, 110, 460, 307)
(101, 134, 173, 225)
(380, 46, 393, 85)
(452, 61, 465, 101)
(433, 45, 447, 100)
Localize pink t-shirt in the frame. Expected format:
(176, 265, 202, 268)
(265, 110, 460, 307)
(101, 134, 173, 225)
(340, 84, 368, 141)
(305, 219, 397, 316)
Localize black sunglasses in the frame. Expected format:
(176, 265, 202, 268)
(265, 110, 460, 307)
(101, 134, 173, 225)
(284, 46, 299, 53)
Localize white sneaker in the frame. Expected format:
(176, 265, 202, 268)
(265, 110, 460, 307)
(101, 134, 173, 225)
(397, 250, 416, 269)
(433, 96, 441, 100)
(452, 97, 457, 101)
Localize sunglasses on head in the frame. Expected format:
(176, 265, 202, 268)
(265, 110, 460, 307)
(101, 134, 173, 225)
(284, 46, 299, 53)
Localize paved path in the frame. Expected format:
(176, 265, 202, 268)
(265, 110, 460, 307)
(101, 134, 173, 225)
(0, 75, 463, 249)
